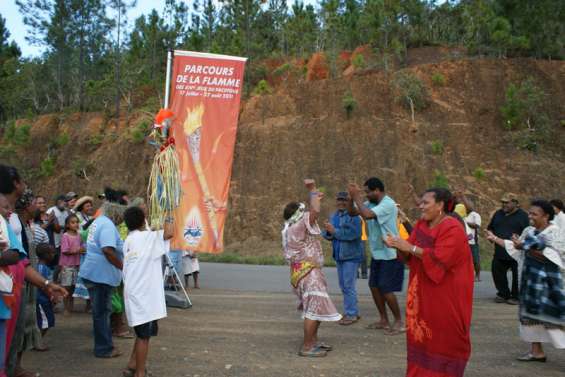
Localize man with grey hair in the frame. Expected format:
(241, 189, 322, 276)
(79, 201, 127, 358)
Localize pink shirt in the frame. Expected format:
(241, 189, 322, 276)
(60, 232, 82, 267)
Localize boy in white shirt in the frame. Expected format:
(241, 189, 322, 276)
(122, 206, 174, 377)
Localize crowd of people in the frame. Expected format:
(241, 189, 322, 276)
(282, 177, 564, 376)
(0, 158, 563, 377)
(0, 164, 200, 377)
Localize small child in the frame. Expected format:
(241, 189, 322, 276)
(182, 250, 200, 289)
(36, 243, 56, 337)
(122, 207, 174, 377)
(59, 214, 84, 315)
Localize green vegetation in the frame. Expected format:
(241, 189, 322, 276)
(0, 1, 562, 122)
(252, 80, 272, 96)
(272, 63, 291, 77)
(473, 167, 486, 180)
(342, 91, 357, 118)
(39, 156, 55, 177)
(88, 134, 104, 146)
(500, 77, 550, 152)
(129, 121, 150, 144)
(2, 122, 31, 146)
(431, 140, 444, 155)
(394, 71, 429, 121)
(351, 53, 366, 69)
(432, 170, 449, 188)
(54, 131, 70, 147)
(431, 72, 446, 86)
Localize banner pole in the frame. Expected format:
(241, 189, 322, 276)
(164, 50, 173, 108)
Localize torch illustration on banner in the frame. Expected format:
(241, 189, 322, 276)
(183, 103, 221, 249)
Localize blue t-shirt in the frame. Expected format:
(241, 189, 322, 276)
(36, 263, 53, 305)
(1, 222, 28, 319)
(365, 195, 399, 260)
(79, 216, 123, 287)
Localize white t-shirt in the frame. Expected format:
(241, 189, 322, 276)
(47, 206, 69, 247)
(465, 211, 482, 245)
(122, 229, 169, 327)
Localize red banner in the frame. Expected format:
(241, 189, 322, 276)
(169, 51, 246, 253)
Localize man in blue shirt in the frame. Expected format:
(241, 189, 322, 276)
(79, 201, 125, 358)
(322, 191, 363, 325)
(348, 177, 404, 335)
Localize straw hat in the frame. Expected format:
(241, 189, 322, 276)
(73, 196, 94, 212)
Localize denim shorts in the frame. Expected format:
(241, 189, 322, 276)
(369, 259, 404, 293)
(134, 320, 159, 340)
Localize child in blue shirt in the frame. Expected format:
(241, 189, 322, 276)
(36, 243, 56, 337)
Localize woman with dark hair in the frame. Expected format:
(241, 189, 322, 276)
(282, 179, 341, 357)
(486, 199, 565, 361)
(385, 188, 474, 377)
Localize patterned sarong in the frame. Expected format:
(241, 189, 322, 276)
(290, 261, 317, 288)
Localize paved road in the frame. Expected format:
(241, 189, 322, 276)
(198, 263, 498, 299)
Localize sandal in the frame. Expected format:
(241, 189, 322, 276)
(339, 316, 360, 326)
(115, 331, 134, 339)
(122, 368, 151, 377)
(384, 326, 407, 336)
(96, 348, 123, 358)
(298, 345, 327, 358)
(366, 322, 389, 330)
(517, 353, 546, 362)
(316, 342, 333, 351)
(15, 369, 39, 377)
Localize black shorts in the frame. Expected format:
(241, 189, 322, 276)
(368, 259, 404, 293)
(133, 320, 159, 339)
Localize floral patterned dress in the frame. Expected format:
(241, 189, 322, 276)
(283, 212, 341, 322)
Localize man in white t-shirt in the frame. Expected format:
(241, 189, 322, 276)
(46, 195, 69, 250)
(465, 208, 482, 282)
(122, 206, 174, 377)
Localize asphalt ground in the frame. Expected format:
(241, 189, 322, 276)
(25, 263, 565, 377)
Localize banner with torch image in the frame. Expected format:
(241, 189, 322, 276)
(169, 50, 246, 253)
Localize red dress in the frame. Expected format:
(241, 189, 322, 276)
(404, 217, 474, 377)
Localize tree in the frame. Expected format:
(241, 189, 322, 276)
(106, 0, 137, 119)
(284, 2, 319, 57)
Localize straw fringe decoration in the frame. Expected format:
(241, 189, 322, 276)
(147, 109, 182, 228)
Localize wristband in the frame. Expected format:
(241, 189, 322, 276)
(411, 245, 417, 254)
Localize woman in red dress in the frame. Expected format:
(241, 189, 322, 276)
(386, 188, 474, 377)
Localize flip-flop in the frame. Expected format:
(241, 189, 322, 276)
(96, 348, 123, 358)
(316, 342, 333, 351)
(115, 331, 134, 339)
(385, 327, 406, 336)
(122, 368, 152, 377)
(298, 345, 327, 358)
(339, 316, 361, 325)
(517, 353, 546, 362)
(366, 322, 389, 330)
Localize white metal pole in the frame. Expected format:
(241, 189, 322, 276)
(164, 50, 173, 108)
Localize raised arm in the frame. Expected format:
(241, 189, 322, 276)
(304, 179, 322, 226)
(348, 183, 376, 220)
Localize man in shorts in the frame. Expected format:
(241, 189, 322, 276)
(348, 178, 404, 335)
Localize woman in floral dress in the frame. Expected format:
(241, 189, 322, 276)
(282, 179, 341, 358)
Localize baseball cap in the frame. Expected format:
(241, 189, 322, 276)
(65, 191, 78, 201)
(336, 191, 348, 200)
(500, 193, 518, 203)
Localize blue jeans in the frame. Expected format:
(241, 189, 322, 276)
(336, 260, 360, 317)
(84, 280, 114, 357)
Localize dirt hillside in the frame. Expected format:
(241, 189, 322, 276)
(2, 52, 564, 254)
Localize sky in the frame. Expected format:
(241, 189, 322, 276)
(0, 0, 319, 57)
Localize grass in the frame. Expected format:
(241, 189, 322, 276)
(473, 167, 486, 180)
(431, 140, 444, 155)
(431, 72, 446, 86)
(342, 90, 357, 118)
